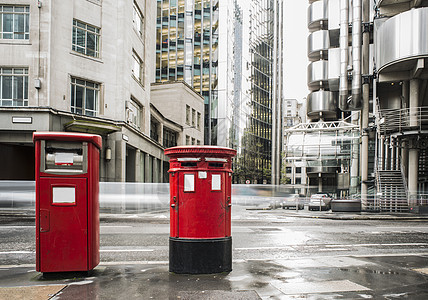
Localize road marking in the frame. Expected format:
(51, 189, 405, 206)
(235, 243, 428, 252)
(100, 261, 169, 265)
(235, 246, 294, 251)
(100, 249, 154, 252)
(0, 226, 34, 229)
(0, 251, 34, 254)
(100, 226, 133, 228)
(271, 280, 370, 294)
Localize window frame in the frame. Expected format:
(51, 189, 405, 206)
(186, 105, 190, 125)
(133, 1, 145, 39)
(0, 5, 30, 40)
(72, 19, 101, 58)
(0, 67, 29, 107)
(70, 77, 100, 116)
(127, 97, 143, 129)
(132, 50, 144, 86)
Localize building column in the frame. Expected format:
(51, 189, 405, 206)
(379, 135, 385, 170)
(160, 159, 164, 183)
(115, 134, 126, 182)
(408, 142, 419, 206)
(145, 153, 151, 183)
(408, 79, 420, 206)
(401, 140, 408, 180)
(390, 137, 396, 170)
(318, 174, 322, 192)
(135, 149, 142, 182)
(384, 137, 390, 170)
(410, 79, 419, 127)
(105, 135, 116, 182)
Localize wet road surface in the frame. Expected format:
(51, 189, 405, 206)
(1, 206, 428, 299)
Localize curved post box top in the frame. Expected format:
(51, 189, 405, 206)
(33, 132, 102, 150)
(165, 146, 237, 159)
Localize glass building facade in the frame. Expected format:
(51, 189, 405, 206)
(156, 0, 283, 184)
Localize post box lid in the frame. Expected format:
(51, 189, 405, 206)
(165, 146, 236, 158)
(33, 132, 102, 149)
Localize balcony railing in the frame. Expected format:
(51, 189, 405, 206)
(378, 107, 428, 135)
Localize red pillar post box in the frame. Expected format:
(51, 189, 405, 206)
(165, 146, 237, 274)
(33, 132, 101, 273)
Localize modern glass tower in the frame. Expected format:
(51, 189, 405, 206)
(156, 0, 283, 184)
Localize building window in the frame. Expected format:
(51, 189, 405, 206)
(163, 127, 177, 148)
(186, 135, 190, 145)
(132, 50, 144, 85)
(286, 167, 292, 173)
(197, 140, 201, 145)
(0, 67, 28, 106)
(70, 77, 99, 116)
(127, 98, 142, 129)
(296, 167, 301, 174)
(72, 19, 100, 58)
(191, 108, 196, 127)
(0, 6, 29, 40)
(191, 137, 195, 145)
(295, 177, 301, 184)
(150, 118, 159, 142)
(133, 1, 145, 38)
(186, 105, 190, 125)
(197, 112, 201, 130)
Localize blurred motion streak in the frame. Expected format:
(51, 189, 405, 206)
(0, 181, 313, 213)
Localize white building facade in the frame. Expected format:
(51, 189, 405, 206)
(0, 0, 195, 182)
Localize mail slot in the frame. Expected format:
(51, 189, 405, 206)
(165, 146, 237, 274)
(33, 132, 102, 273)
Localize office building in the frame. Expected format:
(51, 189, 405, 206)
(0, 0, 201, 182)
(156, 0, 284, 184)
(284, 0, 427, 212)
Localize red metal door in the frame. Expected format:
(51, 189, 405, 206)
(38, 177, 88, 272)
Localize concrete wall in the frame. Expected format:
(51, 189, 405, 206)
(151, 81, 204, 145)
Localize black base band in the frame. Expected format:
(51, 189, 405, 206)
(169, 237, 232, 274)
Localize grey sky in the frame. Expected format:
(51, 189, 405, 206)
(283, 1, 309, 103)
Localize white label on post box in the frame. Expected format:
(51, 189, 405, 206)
(55, 152, 74, 165)
(184, 174, 195, 192)
(52, 187, 76, 204)
(212, 174, 221, 191)
(198, 171, 207, 179)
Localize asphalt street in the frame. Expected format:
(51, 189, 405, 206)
(0, 206, 428, 299)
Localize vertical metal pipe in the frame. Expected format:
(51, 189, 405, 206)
(351, 0, 362, 109)
(379, 135, 385, 170)
(360, 0, 369, 207)
(339, 0, 349, 111)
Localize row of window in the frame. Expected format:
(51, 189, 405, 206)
(1, 3, 144, 52)
(185, 135, 201, 146)
(185, 104, 201, 130)
(1, 3, 146, 116)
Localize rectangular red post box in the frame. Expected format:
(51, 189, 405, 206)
(33, 132, 102, 273)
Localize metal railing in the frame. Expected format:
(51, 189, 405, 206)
(378, 107, 428, 134)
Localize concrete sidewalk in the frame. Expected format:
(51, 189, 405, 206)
(1, 255, 428, 299)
